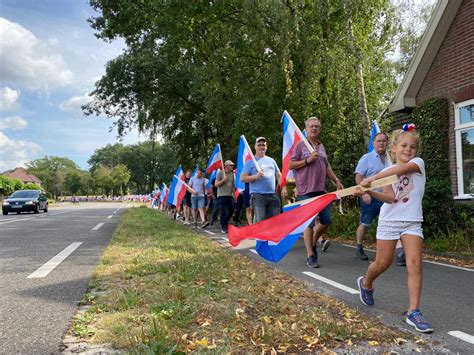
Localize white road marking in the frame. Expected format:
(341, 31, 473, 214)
(204, 230, 216, 235)
(113, 211, 117, 214)
(250, 249, 258, 254)
(107, 215, 113, 219)
(303, 271, 359, 294)
(448, 331, 474, 345)
(27, 242, 82, 278)
(341, 244, 473, 272)
(0, 217, 36, 225)
(91, 223, 105, 231)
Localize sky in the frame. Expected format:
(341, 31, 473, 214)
(0, 0, 144, 171)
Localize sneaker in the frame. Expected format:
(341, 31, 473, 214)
(321, 239, 331, 252)
(221, 230, 227, 234)
(355, 247, 369, 260)
(357, 276, 374, 306)
(202, 221, 210, 228)
(396, 248, 406, 266)
(406, 309, 433, 333)
(306, 254, 320, 268)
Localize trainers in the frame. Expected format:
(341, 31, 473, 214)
(406, 309, 433, 333)
(396, 248, 406, 266)
(306, 254, 320, 268)
(355, 247, 369, 260)
(321, 239, 331, 252)
(202, 221, 210, 228)
(357, 276, 374, 306)
(221, 230, 227, 234)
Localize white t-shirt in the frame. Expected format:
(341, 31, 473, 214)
(379, 157, 425, 222)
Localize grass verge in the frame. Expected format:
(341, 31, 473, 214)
(71, 206, 427, 353)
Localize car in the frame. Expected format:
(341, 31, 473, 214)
(2, 190, 49, 215)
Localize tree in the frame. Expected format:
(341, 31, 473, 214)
(111, 164, 131, 196)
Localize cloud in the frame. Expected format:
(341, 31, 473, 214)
(0, 131, 41, 171)
(0, 116, 28, 130)
(59, 93, 93, 114)
(0, 17, 73, 90)
(0, 87, 20, 111)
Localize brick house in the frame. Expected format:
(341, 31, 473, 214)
(389, 0, 474, 199)
(2, 167, 42, 187)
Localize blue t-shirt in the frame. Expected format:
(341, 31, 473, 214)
(355, 150, 390, 192)
(242, 156, 279, 194)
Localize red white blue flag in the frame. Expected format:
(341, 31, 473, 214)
(280, 110, 305, 188)
(234, 136, 253, 197)
(167, 166, 186, 206)
(228, 193, 337, 261)
(205, 144, 223, 174)
(368, 120, 381, 152)
(161, 183, 169, 206)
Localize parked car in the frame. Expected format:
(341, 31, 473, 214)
(2, 190, 48, 215)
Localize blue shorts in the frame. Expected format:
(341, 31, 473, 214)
(296, 191, 331, 226)
(360, 198, 383, 226)
(191, 195, 206, 209)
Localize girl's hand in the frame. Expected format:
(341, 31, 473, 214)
(354, 186, 365, 197)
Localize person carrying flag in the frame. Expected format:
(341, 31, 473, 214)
(241, 137, 281, 223)
(215, 160, 235, 233)
(289, 117, 343, 268)
(354, 132, 390, 260)
(189, 168, 210, 228)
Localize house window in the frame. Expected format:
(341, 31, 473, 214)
(455, 99, 474, 198)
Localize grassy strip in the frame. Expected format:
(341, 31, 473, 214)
(72, 206, 422, 353)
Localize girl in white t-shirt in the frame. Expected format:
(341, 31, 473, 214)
(355, 125, 433, 333)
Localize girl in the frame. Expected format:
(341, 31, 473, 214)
(356, 124, 433, 333)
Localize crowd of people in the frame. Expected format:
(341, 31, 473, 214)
(156, 116, 432, 333)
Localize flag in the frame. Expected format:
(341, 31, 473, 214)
(207, 170, 217, 190)
(234, 136, 253, 198)
(191, 164, 199, 178)
(280, 111, 305, 188)
(167, 166, 186, 206)
(228, 193, 337, 248)
(205, 144, 223, 174)
(161, 183, 169, 206)
(150, 189, 161, 208)
(368, 120, 381, 152)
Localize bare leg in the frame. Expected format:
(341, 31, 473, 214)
(246, 207, 253, 225)
(304, 227, 315, 257)
(191, 208, 198, 224)
(313, 223, 329, 244)
(356, 224, 368, 245)
(364, 239, 397, 289)
(198, 207, 206, 223)
(400, 234, 423, 311)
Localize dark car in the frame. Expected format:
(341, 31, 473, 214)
(2, 190, 48, 215)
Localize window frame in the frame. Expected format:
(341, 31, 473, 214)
(454, 98, 474, 199)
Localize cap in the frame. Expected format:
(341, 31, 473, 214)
(224, 160, 234, 166)
(255, 136, 267, 143)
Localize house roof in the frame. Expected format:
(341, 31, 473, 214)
(389, 0, 463, 113)
(2, 167, 42, 184)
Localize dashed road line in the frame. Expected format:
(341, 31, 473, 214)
(107, 215, 113, 219)
(448, 331, 474, 345)
(91, 223, 105, 231)
(303, 271, 359, 294)
(250, 249, 258, 254)
(27, 242, 82, 278)
(204, 230, 216, 235)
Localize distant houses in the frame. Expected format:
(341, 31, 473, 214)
(2, 167, 42, 187)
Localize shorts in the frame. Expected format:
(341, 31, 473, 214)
(296, 191, 331, 226)
(243, 186, 251, 208)
(191, 195, 206, 209)
(360, 198, 383, 226)
(182, 195, 192, 207)
(376, 220, 423, 240)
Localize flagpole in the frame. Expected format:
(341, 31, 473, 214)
(241, 135, 263, 173)
(174, 175, 197, 195)
(218, 143, 225, 171)
(284, 110, 315, 153)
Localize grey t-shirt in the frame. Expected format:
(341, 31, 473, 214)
(216, 170, 234, 197)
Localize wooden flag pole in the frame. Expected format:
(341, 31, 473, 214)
(241, 135, 263, 173)
(285, 175, 398, 208)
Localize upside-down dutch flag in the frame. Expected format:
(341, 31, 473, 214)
(167, 166, 186, 206)
(228, 193, 337, 262)
(207, 170, 217, 190)
(150, 189, 161, 208)
(234, 136, 253, 198)
(280, 110, 305, 188)
(205, 144, 223, 174)
(161, 183, 169, 206)
(368, 120, 381, 152)
(191, 164, 199, 178)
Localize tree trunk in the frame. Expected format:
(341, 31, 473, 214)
(344, 0, 370, 148)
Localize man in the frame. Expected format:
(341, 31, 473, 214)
(182, 169, 193, 225)
(354, 132, 390, 260)
(215, 160, 235, 233)
(241, 137, 282, 222)
(289, 117, 343, 268)
(189, 168, 210, 228)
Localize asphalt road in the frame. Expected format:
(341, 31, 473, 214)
(0, 202, 129, 354)
(192, 218, 474, 354)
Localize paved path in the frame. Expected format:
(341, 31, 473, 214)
(187, 217, 474, 354)
(0, 202, 129, 354)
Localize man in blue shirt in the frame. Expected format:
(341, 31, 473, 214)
(354, 132, 389, 260)
(241, 137, 281, 222)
